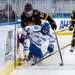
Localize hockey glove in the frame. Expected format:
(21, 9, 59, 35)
(47, 44, 54, 53)
(69, 25, 73, 31)
(51, 24, 57, 30)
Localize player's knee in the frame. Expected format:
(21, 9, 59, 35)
(38, 52, 43, 58)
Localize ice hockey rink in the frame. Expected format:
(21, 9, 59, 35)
(9, 35, 75, 75)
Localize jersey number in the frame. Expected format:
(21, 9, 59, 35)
(37, 39, 41, 43)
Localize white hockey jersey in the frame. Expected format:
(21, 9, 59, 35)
(22, 25, 55, 48)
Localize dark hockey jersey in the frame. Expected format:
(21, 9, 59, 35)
(0, 9, 17, 23)
(21, 10, 57, 30)
(71, 10, 75, 26)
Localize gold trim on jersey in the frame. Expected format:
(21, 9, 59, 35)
(51, 22, 55, 25)
(32, 17, 35, 20)
(40, 22, 42, 26)
(71, 18, 75, 22)
(26, 22, 35, 26)
(44, 14, 48, 20)
(71, 13, 73, 17)
(40, 12, 44, 18)
(34, 11, 38, 15)
(72, 37, 75, 40)
(73, 10, 75, 13)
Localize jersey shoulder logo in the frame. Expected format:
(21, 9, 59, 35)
(34, 25, 39, 29)
(34, 11, 38, 15)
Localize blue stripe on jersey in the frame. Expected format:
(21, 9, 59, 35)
(33, 30, 41, 33)
(21, 34, 28, 39)
(28, 35, 41, 46)
(33, 41, 41, 46)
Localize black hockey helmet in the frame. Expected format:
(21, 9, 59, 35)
(24, 3, 33, 11)
(5, 3, 12, 11)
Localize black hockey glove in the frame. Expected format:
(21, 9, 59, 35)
(51, 24, 57, 30)
(69, 25, 73, 31)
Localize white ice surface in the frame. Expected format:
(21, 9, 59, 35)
(9, 35, 75, 75)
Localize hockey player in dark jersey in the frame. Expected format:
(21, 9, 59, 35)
(17, 3, 57, 49)
(21, 3, 57, 30)
(69, 10, 75, 52)
(17, 3, 57, 65)
(0, 3, 17, 23)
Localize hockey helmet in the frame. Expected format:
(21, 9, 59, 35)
(5, 3, 12, 11)
(42, 22, 50, 31)
(24, 3, 33, 11)
(24, 3, 33, 17)
(41, 22, 50, 35)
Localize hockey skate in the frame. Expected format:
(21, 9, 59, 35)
(70, 27, 75, 52)
(28, 51, 34, 60)
(70, 40, 75, 52)
(28, 52, 35, 64)
(21, 49, 32, 67)
(22, 51, 34, 67)
(22, 57, 31, 67)
(70, 47, 74, 52)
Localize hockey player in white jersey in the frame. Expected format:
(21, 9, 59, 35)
(20, 22, 55, 64)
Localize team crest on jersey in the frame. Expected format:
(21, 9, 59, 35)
(34, 11, 38, 15)
(32, 17, 35, 20)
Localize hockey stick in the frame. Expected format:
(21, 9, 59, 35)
(18, 51, 49, 66)
(54, 29, 64, 66)
(43, 51, 49, 57)
(31, 43, 71, 66)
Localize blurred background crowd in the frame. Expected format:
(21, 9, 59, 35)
(0, 0, 75, 23)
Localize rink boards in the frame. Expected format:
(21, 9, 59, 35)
(0, 18, 74, 75)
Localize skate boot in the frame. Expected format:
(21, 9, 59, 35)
(23, 49, 31, 66)
(23, 55, 32, 66)
(70, 39, 75, 52)
(70, 27, 75, 52)
(28, 51, 34, 60)
(70, 46, 74, 52)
